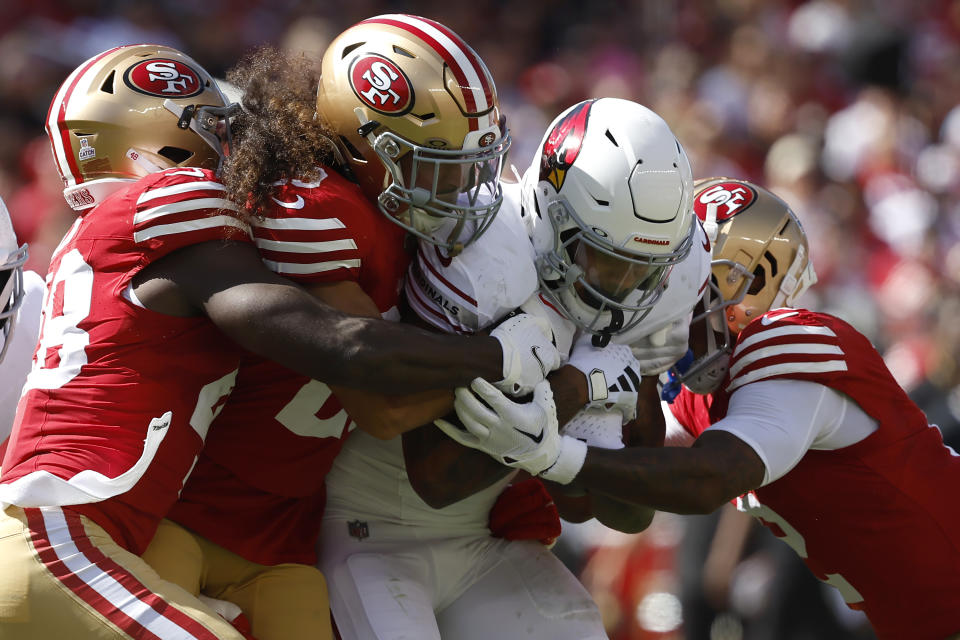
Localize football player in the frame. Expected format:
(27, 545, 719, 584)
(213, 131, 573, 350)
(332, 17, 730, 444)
(0, 41, 556, 640)
(0, 197, 42, 446)
(318, 98, 703, 640)
(444, 178, 960, 640)
(144, 17, 522, 640)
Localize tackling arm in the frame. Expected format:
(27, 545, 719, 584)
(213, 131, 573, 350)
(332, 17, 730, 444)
(575, 429, 765, 515)
(155, 241, 507, 394)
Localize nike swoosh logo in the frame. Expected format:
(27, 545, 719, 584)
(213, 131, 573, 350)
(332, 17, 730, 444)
(518, 428, 544, 444)
(271, 195, 305, 209)
(530, 346, 548, 379)
(761, 310, 799, 325)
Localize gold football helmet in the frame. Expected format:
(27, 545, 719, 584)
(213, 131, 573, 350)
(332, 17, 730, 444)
(317, 14, 511, 254)
(662, 178, 817, 398)
(46, 44, 236, 211)
(694, 177, 817, 333)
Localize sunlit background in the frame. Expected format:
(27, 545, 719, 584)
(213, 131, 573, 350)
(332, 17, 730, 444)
(4, 2, 958, 637)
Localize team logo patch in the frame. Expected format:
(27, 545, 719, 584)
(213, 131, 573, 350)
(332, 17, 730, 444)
(124, 59, 204, 98)
(478, 132, 496, 147)
(694, 181, 758, 222)
(347, 519, 370, 540)
(539, 100, 594, 192)
(349, 54, 414, 115)
(78, 137, 95, 161)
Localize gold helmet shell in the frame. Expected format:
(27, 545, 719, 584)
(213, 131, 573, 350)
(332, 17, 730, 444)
(693, 177, 817, 332)
(317, 15, 510, 253)
(46, 44, 233, 211)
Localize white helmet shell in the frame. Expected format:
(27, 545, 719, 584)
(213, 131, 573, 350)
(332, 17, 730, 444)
(524, 98, 695, 345)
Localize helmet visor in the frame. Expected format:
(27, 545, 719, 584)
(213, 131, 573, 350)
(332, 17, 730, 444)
(573, 241, 669, 303)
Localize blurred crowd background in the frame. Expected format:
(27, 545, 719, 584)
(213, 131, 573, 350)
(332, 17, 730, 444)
(2, 1, 957, 638)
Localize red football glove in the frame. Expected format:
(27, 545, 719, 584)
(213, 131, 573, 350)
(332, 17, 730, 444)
(488, 477, 561, 546)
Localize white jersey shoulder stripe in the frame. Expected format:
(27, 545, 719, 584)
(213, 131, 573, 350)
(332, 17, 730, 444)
(134, 198, 240, 227)
(730, 342, 845, 379)
(735, 324, 837, 356)
(254, 238, 358, 255)
(132, 216, 250, 244)
(255, 217, 346, 231)
(261, 258, 361, 275)
(727, 360, 849, 393)
(136, 180, 227, 204)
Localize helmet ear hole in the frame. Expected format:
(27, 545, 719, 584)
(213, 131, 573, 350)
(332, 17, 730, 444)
(100, 71, 116, 94)
(748, 264, 766, 295)
(158, 146, 193, 164)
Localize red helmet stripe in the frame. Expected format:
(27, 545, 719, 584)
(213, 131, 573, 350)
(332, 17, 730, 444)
(46, 46, 126, 186)
(361, 15, 492, 126)
(411, 16, 494, 107)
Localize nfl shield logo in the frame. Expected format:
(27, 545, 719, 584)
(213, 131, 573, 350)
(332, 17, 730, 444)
(347, 520, 369, 540)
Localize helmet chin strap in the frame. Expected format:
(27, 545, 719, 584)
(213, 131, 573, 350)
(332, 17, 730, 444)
(591, 308, 623, 348)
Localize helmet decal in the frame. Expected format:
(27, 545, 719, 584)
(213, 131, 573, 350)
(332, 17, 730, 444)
(123, 59, 204, 98)
(693, 181, 758, 222)
(361, 15, 494, 118)
(349, 53, 414, 115)
(539, 100, 594, 193)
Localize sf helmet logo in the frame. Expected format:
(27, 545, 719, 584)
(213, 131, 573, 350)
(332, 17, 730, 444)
(694, 182, 758, 222)
(350, 54, 413, 115)
(540, 100, 594, 192)
(124, 59, 204, 98)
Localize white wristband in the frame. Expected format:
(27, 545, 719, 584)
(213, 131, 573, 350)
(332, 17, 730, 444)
(540, 435, 588, 485)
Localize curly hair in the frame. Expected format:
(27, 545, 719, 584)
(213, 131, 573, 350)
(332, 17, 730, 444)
(222, 47, 338, 218)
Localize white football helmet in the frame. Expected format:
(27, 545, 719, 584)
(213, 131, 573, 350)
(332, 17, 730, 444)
(0, 197, 27, 364)
(524, 98, 696, 346)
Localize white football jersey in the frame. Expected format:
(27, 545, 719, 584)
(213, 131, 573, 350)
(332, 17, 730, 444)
(325, 184, 563, 535)
(0, 270, 43, 441)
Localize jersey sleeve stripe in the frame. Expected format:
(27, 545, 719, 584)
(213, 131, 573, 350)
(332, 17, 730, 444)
(134, 198, 240, 226)
(727, 360, 849, 392)
(735, 324, 837, 356)
(136, 181, 227, 204)
(254, 238, 358, 254)
(730, 342, 845, 378)
(261, 258, 361, 275)
(255, 217, 346, 231)
(132, 216, 250, 243)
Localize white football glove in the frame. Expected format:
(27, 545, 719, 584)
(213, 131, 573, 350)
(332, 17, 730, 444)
(562, 407, 625, 449)
(435, 378, 587, 484)
(629, 316, 691, 375)
(566, 336, 642, 421)
(489, 313, 562, 396)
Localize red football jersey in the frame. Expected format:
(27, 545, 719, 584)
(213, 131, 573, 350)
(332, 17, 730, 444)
(671, 309, 960, 639)
(0, 168, 250, 554)
(170, 168, 409, 565)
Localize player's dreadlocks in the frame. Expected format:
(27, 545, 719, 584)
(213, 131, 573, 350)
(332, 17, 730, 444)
(222, 47, 339, 218)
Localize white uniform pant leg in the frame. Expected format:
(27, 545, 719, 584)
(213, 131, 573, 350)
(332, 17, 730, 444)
(436, 540, 608, 640)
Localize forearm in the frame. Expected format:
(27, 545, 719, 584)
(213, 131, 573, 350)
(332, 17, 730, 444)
(403, 423, 514, 508)
(334, 387, 453, 439)
(213, 282, 503, 393)
(548, 365, 589, 426)
(590, 493, 655, 533)
(575, 444, 745, 515)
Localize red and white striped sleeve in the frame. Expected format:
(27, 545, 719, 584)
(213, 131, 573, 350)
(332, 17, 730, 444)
(251, 173, 373, 285)
(132, 168, 250, 259)
(726, 309, 848, 393)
